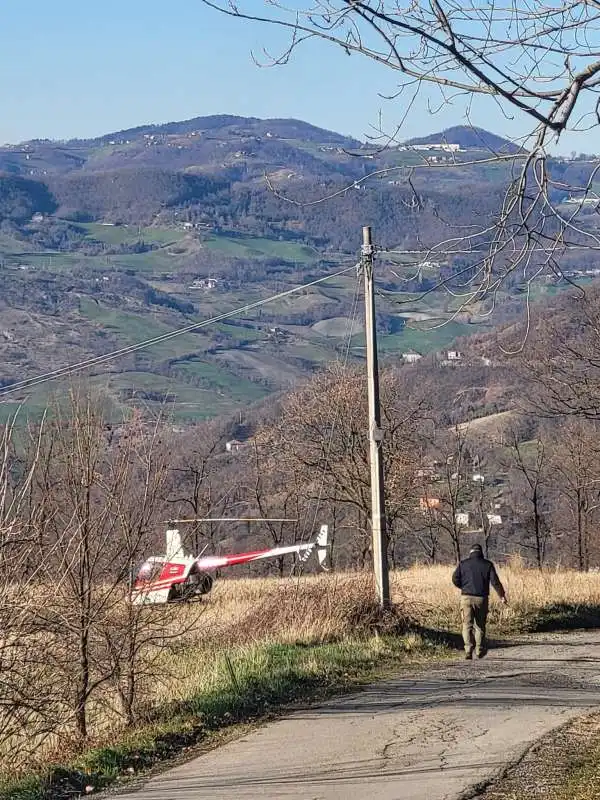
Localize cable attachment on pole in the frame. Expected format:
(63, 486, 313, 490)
(361, 241, 374, 258)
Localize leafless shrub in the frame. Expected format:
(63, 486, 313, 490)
(227, 572, 412, 645)
(0, 411, 64, 772)
(0, 389, 207, 771)
(255, 363, 427, 560)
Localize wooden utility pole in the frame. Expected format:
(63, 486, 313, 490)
(361, 226, 390, 608)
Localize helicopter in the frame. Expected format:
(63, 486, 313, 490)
(131, 519, 329, 605)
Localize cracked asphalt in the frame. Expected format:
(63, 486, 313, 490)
(114, 631, 600, 800)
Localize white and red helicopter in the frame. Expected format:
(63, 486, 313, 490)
(131, 519, 329, 605)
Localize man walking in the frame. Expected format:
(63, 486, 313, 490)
(452, 544, 507, 660)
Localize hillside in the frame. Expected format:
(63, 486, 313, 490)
(97, 114, 362, 147)
(0, 114, 596, 423)
(405, 125, 521, 153)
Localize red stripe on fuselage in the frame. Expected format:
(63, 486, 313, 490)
(134, 576, 186, 592)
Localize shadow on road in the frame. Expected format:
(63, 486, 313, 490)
(120, 756, 510, 793)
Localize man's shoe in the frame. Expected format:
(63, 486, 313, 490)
(465, 652, 473, 660)
(476, 649, 487, 659)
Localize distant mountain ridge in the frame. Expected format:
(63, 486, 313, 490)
(13, 115, 513, 153)
(81, 115, 363, 148)
(404, 125, 521, 153)
(0, 112, 594, 426)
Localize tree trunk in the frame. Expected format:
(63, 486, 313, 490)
(532, 488, 543, 570)
(75, 627, 89, 739)
(451, 533, 461, 564)
(577, 489, 585, 571)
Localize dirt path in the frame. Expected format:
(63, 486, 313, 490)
(114, 632, 600, 800)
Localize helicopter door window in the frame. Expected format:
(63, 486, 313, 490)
(136, 561, 162, 583)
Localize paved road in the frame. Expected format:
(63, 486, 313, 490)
(114, 632, 600, 800)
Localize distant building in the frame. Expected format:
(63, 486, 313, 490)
(418, 261, 440, 269)
(419, 497, 440, 511)
(402, 352, 422, 364)
(425, 155, 455, 164)
(189, 277, 218, 290)
(400, 143, 461, 153)
(225, 440, 245, 453)
(267, 326, 288, 340)
(440, 349, 464, 366)
(564, 194, 599, 205)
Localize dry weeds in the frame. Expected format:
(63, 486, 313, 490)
(197, 560, 600, 645)
(150, 562, 600, 711)
(4, 563, 600, 780)
(393, 559, 600, 632)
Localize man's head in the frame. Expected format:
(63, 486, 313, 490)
(469, 544, 483, 557)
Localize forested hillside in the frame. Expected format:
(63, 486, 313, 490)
(0, 114, 598, 423)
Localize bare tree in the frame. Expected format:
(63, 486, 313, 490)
(167, 421, 235, 557)
(257, 363, 425, 564)
(0, 391, 211, 773)
(202, 1, 600, 304)
(27, 391, 185, 740)
(547, 418, 600, 570)
(424, 426, 475, 562)
(28, 389, 114, 740)
(0, 411, 63, 771)
(410, 476, 442, 565)
(505, 430, 551, 569)
(96, 411, 183, 727)
(242, 443, 310, 576)
(521, 285, 600, 420)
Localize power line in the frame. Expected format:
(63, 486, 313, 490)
(0, 265, 357, 399)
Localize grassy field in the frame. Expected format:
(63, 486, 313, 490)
(203, 233, 317, 262)
(377, 320, 472, 354)
(86, 371, 267, 420)
(170, 359, 269, 404)
(0, 219, 586, 426)
(75, 223, 186, 248)
(79, 299, 206, 359)
(4, 563, 600, 798)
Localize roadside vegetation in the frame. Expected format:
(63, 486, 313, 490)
(4, 302, 600, 799)
(477, 713, 600, 800)
(3, 565, 600, 800)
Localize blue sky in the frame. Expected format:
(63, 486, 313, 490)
(0, 0, 593, 154)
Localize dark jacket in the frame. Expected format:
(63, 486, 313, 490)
(452, 552, 505, 599)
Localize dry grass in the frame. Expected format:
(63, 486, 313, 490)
(4, 563, 600, 794)
(206, 571, 409, 645)
(392, 559, 600, 633)
(151, 561, 600, 711)
(151, 571, 411, 710)
(193, 560, 600, 647)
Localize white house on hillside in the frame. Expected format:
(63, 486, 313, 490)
(225, 440, 245, 453)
